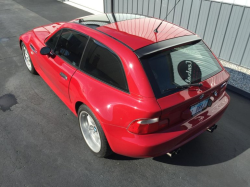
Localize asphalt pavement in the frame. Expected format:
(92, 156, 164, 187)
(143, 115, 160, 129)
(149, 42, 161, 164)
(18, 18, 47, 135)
(0, 0, 250, 186)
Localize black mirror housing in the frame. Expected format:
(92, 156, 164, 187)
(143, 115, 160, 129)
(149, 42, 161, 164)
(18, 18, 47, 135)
(40, 47, 51, 55)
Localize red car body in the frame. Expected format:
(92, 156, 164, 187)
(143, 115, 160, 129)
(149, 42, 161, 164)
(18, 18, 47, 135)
(19, 14, 230, 158)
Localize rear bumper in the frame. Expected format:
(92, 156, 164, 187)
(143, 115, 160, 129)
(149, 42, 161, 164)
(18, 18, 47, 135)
(103, 92, 230, 158)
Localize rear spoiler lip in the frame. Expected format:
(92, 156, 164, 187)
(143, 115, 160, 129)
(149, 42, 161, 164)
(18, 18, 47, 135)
(134, 35, 201, 58)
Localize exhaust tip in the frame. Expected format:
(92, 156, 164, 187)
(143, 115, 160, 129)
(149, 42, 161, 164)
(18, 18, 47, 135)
(167, 148, 181, 158)
(207, 124, 217, 133)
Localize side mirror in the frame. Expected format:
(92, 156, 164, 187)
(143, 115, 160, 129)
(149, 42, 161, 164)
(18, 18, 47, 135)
(40, 47, 51, 55)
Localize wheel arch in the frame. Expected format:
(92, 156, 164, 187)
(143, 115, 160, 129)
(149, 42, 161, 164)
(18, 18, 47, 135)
(19, 31, 33, 50)
(75, 101, 103, 123)
(75, 101, 84, 115)
(19, 40, 23, 49)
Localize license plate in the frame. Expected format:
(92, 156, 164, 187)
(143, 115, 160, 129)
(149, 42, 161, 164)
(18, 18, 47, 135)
(190, 99, 209, 116)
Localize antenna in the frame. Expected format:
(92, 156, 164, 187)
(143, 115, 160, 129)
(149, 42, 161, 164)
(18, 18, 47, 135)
(154, 0, 182, 33)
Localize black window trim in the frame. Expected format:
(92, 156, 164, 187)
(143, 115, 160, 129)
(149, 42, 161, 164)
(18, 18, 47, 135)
(78, 37, 130, 94)
(46, 28, 130, 94)
(46, 28, 90, 69)
(73, 22, 134, 51)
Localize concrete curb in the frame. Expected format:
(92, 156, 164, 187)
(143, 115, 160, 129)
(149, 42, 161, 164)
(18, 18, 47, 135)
(227, 84, 250, 100)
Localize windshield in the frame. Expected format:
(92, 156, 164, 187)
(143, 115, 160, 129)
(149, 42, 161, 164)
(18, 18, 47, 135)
(140, 41, 222, 98)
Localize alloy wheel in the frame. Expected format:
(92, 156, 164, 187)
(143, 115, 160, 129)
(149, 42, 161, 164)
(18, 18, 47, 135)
(79, 111, 101, 153)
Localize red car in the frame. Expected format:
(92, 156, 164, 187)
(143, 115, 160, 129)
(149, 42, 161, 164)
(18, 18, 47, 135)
(19, 13, 230, 158)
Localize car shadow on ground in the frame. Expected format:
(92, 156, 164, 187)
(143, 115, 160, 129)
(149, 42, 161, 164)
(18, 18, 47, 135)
(108, 126, 249, 166)
(152, 133, 243, 166)
(107, 153, 139, 161)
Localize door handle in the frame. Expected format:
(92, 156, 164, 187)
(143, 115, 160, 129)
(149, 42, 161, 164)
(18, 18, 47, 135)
(60, 72, 67, 80)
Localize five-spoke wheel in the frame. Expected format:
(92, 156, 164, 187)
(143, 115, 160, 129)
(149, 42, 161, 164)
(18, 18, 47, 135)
(78, 105, 112, 157)
(79, 111, 101, 153)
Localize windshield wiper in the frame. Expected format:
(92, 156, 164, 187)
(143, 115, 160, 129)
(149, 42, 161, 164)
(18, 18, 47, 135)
(163, 83, 203, 93)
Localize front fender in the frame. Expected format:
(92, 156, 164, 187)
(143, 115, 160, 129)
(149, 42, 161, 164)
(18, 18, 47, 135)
(19, 31, 32, 48)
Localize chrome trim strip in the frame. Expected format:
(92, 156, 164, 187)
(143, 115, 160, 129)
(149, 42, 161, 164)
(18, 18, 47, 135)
(221, 82, 227, 88)
(29, 44, 37, 53)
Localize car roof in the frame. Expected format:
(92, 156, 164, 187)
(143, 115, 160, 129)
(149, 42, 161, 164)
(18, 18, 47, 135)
(72, 13, 194, 51)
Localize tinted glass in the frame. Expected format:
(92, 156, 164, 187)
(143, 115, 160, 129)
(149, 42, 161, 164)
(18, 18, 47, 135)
(140, 41, 222, 98)
(80, 39, 128, 92)
(46, 30, 61, 50)
(55, 29, 88, 67)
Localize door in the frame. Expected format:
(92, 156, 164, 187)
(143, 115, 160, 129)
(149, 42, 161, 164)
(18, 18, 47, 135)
(41, 29, 89, 100)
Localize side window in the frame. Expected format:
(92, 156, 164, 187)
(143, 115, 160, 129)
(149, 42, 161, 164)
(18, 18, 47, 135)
(54, 29, 88, 67)
(80, 39, 128, 92)
(46, 30, 61, 50)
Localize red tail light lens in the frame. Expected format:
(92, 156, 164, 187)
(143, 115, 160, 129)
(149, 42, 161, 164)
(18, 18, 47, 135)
(128, 118, 168, 135)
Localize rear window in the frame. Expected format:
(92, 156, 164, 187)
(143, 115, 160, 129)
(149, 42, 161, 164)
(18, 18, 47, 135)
(140, 41, 222, 98)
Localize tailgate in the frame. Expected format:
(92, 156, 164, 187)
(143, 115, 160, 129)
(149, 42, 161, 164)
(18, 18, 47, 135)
(157, 70, 229, 127)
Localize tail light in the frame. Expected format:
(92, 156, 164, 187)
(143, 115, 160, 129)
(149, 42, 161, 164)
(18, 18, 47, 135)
(127, 118, 168, 135)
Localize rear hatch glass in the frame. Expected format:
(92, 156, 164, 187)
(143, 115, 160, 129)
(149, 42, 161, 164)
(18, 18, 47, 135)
(140, 40, 222, 99)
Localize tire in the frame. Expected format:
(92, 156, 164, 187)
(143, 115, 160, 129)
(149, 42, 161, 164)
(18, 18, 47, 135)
(21, 42, 37, 74)
(78, 105, 112, 157)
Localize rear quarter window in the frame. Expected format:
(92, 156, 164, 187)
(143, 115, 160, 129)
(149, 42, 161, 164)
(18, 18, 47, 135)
(80, 38, 128, 92)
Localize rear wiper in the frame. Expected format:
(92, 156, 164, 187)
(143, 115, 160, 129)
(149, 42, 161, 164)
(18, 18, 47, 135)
(163, 83, 203, 93)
